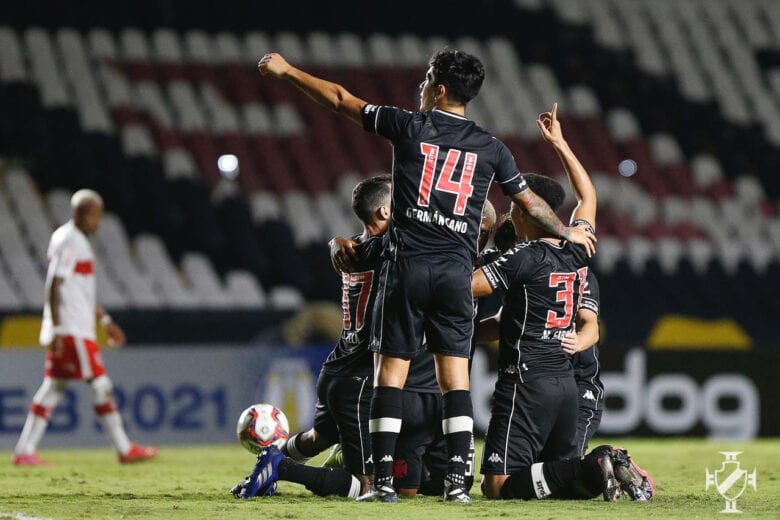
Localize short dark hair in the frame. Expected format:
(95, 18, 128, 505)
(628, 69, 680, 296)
(352, 174, 391, 224)
(429, 49, 485, 105)
(523, 173, 565, 212)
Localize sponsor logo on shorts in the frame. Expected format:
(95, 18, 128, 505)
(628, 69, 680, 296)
(582, 390, 596, 401)
(449, 455, 464, 463)
(487, 453, 503, 464)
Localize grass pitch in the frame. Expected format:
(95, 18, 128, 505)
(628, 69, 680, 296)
(1, 438, 778, 519)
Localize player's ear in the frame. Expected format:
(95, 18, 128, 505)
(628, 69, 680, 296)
(436, 84, 446, 101)
(377, 205, 390, 220)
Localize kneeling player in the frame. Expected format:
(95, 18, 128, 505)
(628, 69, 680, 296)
(472, 105, 653, 501)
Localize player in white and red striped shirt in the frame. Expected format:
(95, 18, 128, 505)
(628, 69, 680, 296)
(13, 189, 157, 466)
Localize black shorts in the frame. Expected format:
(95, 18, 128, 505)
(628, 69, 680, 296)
(481, 375, 578, 475)
(394, 390, 445, 491)
(371, 255, 473, 359)
(574, 384, 604, 457)
(312, 370, 373, 476)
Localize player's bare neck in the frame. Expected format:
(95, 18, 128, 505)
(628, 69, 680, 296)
(434, 101, 466, 117)
(73, 219, 90, 236)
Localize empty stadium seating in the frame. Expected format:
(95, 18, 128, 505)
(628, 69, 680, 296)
(0, 1, 777, 338)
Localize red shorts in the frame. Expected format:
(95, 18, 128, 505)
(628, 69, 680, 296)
(45, 336, 106, 380)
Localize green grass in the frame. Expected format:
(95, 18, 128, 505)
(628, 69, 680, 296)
(1, 439, 778, 519)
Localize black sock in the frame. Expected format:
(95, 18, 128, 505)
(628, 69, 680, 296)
(281, 432, 321, 460)
(442, 389, 473, 490)
(277, 458, 357, 497)
(501, 459, 585, 500)
(369, 386, 403, 487)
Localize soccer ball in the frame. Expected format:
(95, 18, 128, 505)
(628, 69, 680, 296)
(236, 403, 290, 454)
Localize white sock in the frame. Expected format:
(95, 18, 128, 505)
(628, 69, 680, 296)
(284, 433, 311, 463)
(347, 476, 362, 498)
(98, 410, 132, 454)
(15, 378, 64, 455)
(15, 412, 49, 455)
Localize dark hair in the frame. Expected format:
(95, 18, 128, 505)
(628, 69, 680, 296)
(352, 174, 391, 224)
(493, 213, 518, 252)
(523, 173, 565, 212)
(429, 49, 485, 105)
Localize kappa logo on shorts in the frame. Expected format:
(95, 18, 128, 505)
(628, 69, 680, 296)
(449, 455, 464, 463)
(487, 453, 503, 464)
(582, 390, 596, 401)
(380, 455, 393, 462)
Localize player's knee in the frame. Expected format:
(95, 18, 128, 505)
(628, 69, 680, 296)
(89, 375, 114, 403)
(301, 428, 334, 452)
(482, 475, 508, 499)
(32, 377, 65, 408)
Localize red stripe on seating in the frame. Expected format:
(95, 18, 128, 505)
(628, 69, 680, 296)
(31, 403, 50, 419)
(74, 261, 94, 274)
(94, 402, 117, 416)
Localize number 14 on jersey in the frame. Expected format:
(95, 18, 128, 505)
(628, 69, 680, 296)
(418, 143, 476, 216)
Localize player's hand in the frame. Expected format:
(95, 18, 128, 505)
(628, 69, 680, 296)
(537, 102, 565, 147)
(48, 335, 65, 358)
(105, 322, 127, 348)
(258, 53, 292, 79)
(329, 236, 358, 273)
(563, 225, 596, 257)
(561, 329, 580, 355)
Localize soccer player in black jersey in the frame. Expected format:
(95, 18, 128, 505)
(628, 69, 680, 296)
(328, 202, 498, 497)
(258, 49, 595, 503)
(231, 175, 392, 499)
(472, 104, 653, 501)
(562, 271, 605, 456)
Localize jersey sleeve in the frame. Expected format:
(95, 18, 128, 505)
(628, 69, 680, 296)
(580, 271, 600, 316)
(361, 104, 414, 141)
(50, 240, 77, 280)
(480, 245, 536, 291)
(493, 142, 528, 196)
(355, 235, 384, 263)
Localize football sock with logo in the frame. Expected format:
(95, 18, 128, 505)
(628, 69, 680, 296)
(281, 432, 317, 462)
(369, 386, 403, 487)
(442, 389, 473, 490)
(277, 458, 361, 497)
(501, 459, 586, 499)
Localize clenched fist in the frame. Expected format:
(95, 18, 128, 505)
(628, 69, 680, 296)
(258, 53, 292, 78)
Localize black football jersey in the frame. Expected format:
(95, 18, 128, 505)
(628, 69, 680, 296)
(572, 271, 603, 398)
(323, 233, 441, 390)
(322, 234, 384, 377)
(362, 105, 527, 267)
(481, 240, 590, 382)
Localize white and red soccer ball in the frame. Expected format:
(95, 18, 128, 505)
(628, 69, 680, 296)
(236, 403, 290, 454)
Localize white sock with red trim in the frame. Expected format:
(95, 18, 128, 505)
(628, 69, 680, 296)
(95, 402, 132, 454)
(15, 377, 64, 455)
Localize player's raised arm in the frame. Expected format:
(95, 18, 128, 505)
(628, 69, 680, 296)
(510, 189, 596, 256)
(258, 53, 368, 126)
(537, 102, 597, 230)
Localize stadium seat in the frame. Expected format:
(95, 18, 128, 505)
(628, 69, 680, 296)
(225, 270, 267, 309)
